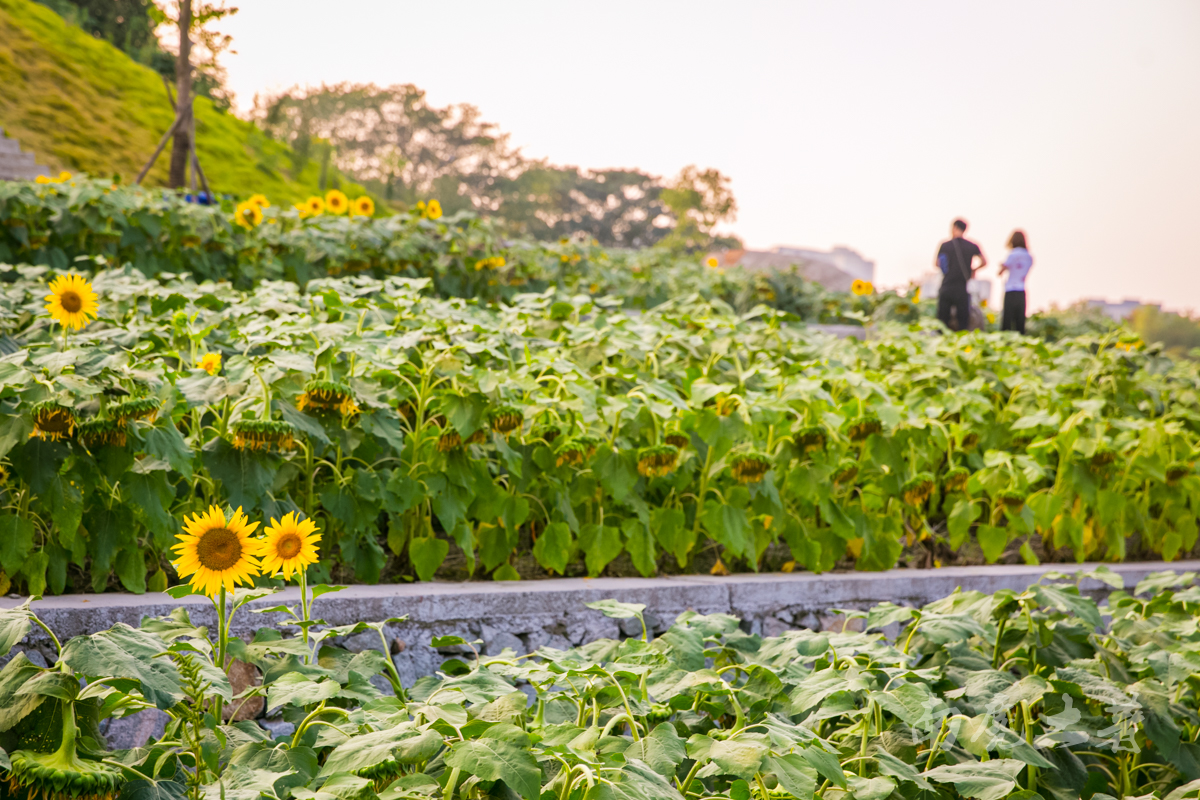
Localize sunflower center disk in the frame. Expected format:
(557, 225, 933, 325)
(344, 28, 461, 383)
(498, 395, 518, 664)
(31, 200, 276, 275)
(276, 533, 302, 559)
(196, 527, 242, 571)
(60, 290, 83, 313)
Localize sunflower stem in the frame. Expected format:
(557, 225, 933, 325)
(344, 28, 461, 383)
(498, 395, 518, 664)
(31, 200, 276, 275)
(214, 587, 228, 722)
(299, 566, 311, 665)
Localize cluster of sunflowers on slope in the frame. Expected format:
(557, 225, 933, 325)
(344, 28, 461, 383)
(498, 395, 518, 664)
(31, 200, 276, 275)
(174, 506, 321, 596)
(234, 190, 378, 228)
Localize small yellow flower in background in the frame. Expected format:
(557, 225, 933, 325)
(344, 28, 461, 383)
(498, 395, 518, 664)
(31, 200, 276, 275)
(247, 193, 270, 209)
(58, 171, 72, 182)
(35, 175, 51, 184)
(851, 279, 874, 296)
(710, 558, 731, 576)
(424, 199, 442, 220)
(979, 299, 988, 309)
(305, 196, 325, 217)
(913, 288, 921, 303)
(986, 312, 996, 325)
(781, 560, 796, 573)
(325, 190, 349, 215)
(235, 201, 263, 229)
(352, 196, 375, 217)
(199, 352, 222, 375)
(255, 512, 321, 581)
(706, 256, 719, 268)
(172, 505, 261, 597)
(45, 273, 99, 330)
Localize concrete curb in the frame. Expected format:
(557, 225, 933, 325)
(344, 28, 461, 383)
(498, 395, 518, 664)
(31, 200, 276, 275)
(5, 561, 1194, 684)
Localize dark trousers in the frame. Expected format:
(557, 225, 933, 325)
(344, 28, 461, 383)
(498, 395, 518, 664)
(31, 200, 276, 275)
(1001, 290, 1026, 334)
(937, 285, 970, 332)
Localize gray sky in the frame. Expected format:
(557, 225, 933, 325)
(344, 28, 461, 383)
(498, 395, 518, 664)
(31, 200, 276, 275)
(221, 1, 1200, 312)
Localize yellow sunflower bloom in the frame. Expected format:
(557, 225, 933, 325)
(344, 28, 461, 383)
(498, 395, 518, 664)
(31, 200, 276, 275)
(913, 288, 921, 303)
(851, 280, 875, 296)
(305, 196, 325, 217)
(199, 352, 222, 375)
(706, 257, 719, 268)
(35, 175, 52, 184)
(352, 196, 375, 217)
(235, 201, 264, 229)
(293, 202, 309, 219)
(255, 512, 321, 581)
(425, 199, 442, 220)
(57, 171, 72, 183)
(171, 505, 261, 597)
(45, 273, 99, 330)
(247, 193, 270, 209)
(325, 190, 349, 215)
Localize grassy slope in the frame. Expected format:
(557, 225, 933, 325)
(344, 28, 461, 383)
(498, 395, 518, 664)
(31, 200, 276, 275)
(0, 0, 361, 204)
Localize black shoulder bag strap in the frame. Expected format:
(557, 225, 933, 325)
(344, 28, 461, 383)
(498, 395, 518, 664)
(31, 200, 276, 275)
(950, 238, 972, 283)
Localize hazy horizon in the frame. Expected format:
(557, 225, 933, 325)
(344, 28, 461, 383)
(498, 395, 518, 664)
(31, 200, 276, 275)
(220, 1, 1200, 313)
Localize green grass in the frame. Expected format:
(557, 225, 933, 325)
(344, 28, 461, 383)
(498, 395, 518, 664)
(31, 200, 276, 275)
(0, 0, 361, 204)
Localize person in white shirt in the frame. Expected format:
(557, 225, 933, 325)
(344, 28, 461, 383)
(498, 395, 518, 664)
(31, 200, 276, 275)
(997, 230, 1033, 334)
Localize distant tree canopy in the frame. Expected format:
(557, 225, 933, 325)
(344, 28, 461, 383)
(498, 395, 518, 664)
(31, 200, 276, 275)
(1130, 306, 1200, 359)
(255, 83, 738, 249)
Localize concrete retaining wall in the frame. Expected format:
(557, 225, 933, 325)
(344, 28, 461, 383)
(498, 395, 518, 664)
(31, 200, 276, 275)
(5, 561, 1193, 688)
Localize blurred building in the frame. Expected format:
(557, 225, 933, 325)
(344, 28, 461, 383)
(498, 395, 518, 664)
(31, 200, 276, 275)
(1084, 299, 1158, 321)
(709, 245, 875, 293)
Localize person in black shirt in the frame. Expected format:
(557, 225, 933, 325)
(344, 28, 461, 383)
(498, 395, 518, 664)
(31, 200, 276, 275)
(935, 219, 987, 332)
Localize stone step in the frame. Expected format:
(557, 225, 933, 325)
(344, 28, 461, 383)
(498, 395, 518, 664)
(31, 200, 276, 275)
(0, 130, 51, 181)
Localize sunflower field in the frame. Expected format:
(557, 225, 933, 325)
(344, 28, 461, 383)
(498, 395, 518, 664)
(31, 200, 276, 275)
(6, 566, 1200, 800)
(0, 178, 900, 324)
(0, 260, 1195, 597)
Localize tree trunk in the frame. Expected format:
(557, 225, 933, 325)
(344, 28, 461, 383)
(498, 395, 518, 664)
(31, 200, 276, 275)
(167, 0, 193, 189)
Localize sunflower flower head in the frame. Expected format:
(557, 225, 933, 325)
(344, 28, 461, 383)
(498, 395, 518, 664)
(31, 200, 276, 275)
(1166, 461, 1193, 486)
(998, 490, 1026, 509)
(110, 396, 160, 425)
(664, 426, 690, 450)
(297, 379, 359, 418)
(714, 393, 742, 417)
(487, 404, 523, 436)
(255, 512, 321, 581)
(554, 437, 588, 468)
(235, 201, 264, 229)
(305, 196, 325, 217)
(45, 273, 99, 331)
(833, 460, 859, 485)
(32, 401, 76, 441)
(352, 196, 375, 217)
(77, 418, 127, 449)
(424, 199, 442, 220)
(437, 428, 463, 452)
(199, 352, 222, 375)
(231, 419, 296, 451)
(901, 473, 936, 507)
(325, 190, 349, 215)
(172, 505, 261, 597)
(247, 194, 269, 209)
(944, 467, 970, 494)
(637, 444, 680, 479)
(730, 452, 772, 484)
(845, 414, 883, 443)
(706, 256, 719, 268)
(851, 279, 875, 297)
(794, 425, 827, 454)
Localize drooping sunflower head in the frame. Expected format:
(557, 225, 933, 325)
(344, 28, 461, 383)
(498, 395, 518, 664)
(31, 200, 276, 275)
(231, 419, 296, 452)
(198, 352, 222, 375)
(424, 199, 442, 220)
(352, 196, 375, 217)
(794, 425, 827, 454)
(247, 193, 269, 209)
(944, 467, 970, 494)
(901, 473, 936, 507)
(465, 429, 488, 444)
(305, 196, 325, 217)
(325, 190, 349, 215)
(437, 428, 463, 453)
(487, 405, 523, 436)
(664, 426, 690, 450)
(554, 437, 588, 468)
(255, 512, 321, 582)
(110, 396, 160, 425)
(637, 444, 680, 479)
(959, 432, 980, 451)
(998, 490, 1026, 509)
(833, 460, 859, 485)
(6, 742, 124, 800)
(172, 505, 261, 597)
(533, 424, 561, 444)
(1166, 461, 1193, 486)
(575, 435, 602, 460)
(32, 401, 76, 441)
(297, 379, 358, 418)
(1089, 447, 1117, 469)
(234, 201, 264, 229)
(730, 452, 772, 484)
(44, 273, 99, 331)
(714, 393, 742, 417)
(77, 418, 127, 449)
(845, 414, 883, 443)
